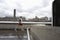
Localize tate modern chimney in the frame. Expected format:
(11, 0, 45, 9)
(14, 9, 16, 18)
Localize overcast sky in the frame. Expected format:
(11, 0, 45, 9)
(0, 0, 54, 19)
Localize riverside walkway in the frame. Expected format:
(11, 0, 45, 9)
(31, 25, 60, 40)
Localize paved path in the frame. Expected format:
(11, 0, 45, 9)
(0, 38, 27, 40)
(0, 30, 28, 40)
(31, 26, 60, 40)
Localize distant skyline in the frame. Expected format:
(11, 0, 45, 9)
(0, 0, 54, 19)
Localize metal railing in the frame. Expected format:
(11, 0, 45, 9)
(27, 28, 31, 40)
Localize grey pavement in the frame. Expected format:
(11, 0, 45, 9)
(0, 24, 60, 40)
(0, 38, 27, 40)
(31, 26, 60, 40)
(0, 30, 28, 40)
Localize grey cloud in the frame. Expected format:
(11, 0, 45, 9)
(0, 0, 5, 3)
(0, 0, 54, 18)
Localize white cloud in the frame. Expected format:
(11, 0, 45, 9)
(0, 0, 54, 19)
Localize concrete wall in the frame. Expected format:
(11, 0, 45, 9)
(53, 0, 60, 26)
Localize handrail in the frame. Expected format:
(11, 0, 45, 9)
(27, 28, 30, 40)
(0, 21, 52, 24)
